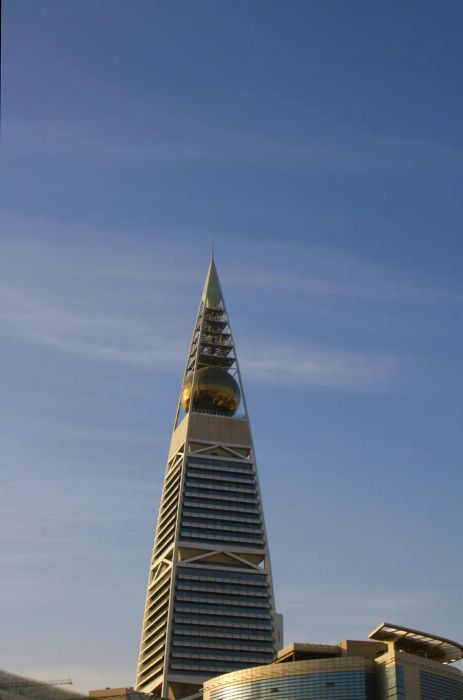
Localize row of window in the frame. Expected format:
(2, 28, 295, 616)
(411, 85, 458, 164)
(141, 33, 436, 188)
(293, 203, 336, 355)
(177, 567, 269, 583)
(186, 470, 256, 486)
(181, 523, 263, 536)
(172, 625, 274, 642)
(176, 578, 268, 593)
(182, 508, 261, 523)
(188, 457, 253, 470)
(177, 573, 268, 587)
(173, 615, 273, 630)
(175, 602, 271, 615)
(172, 636, 274, 659)
(182, 514, 262, 529)
(171, 649, 273, 662)
(171, 636, 274, 650)
(186, 464, 256, 484)
(186, 465, 255, 484)
(185, 480, 257, 495)
(176, 583, 269, 597)
(420, 670, 463, 700)
(183, 497, 260, 514)
(187, 466, 254, 481)
(186, 466, 256, 481)
(184, 488, 258, 503)
(183, 505, 260, 522)
(180, 529, 264, 545)
(170, 659, 260, 673)
(175, 586, 270, 604)
(208, 671, 376, 700)
(175, 593, 271, 608)
(181, 518, 264, 542)
(181, 517, 263, 533)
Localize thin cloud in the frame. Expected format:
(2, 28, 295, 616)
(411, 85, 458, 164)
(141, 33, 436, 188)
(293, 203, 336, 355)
(241, 347, 398, 387)
(51, 425, 164, 445)
(0, 283, 397, 388)
(278, 582, 442, 643)
(0, 234, 416, 388)
(0, 285, 184, 369)
(4, 94, 463, 174)
(224, 247, 463, 304)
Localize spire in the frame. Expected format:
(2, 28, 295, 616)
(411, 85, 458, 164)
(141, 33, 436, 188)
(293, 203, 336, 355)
(201, 250, 223, 310)
(178, 254, 242, 421)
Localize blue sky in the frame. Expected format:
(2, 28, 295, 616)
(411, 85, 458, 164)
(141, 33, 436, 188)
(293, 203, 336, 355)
(1, 0, 462, 692)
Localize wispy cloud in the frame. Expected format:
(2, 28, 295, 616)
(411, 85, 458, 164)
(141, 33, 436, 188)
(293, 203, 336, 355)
(278, 582, 446, 643)
(4, 94, 463, 174)
(1, 232, 449, 389)
(2, 231, 459, 391)
(3, 120, 209, 164)
(225, 245, 463, 304)
(242, 346, 397, 387)
(0, 281, 397, 388)
(0, 284, 184, 369)
(51, 424, 164, 445)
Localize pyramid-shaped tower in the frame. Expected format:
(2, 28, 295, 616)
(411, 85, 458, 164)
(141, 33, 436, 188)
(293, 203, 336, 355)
(136, 256, 281, 700)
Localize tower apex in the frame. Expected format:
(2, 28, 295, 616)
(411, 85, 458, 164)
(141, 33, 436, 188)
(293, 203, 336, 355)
(201, 253, 223, 310)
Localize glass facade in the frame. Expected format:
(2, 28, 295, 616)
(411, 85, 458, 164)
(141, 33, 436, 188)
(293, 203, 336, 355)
(209, 671, 376, 700)
(420, 670, 463, 700)
(182, 456, 265, 548)
(169, 454, 275, 675)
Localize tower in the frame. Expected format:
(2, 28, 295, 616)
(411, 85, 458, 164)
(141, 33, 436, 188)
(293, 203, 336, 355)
(136, 256, 280, 700)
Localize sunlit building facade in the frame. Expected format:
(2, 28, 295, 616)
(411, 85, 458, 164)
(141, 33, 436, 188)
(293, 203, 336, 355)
(136, 257, 281, 700)
(203, 622, 463, 700)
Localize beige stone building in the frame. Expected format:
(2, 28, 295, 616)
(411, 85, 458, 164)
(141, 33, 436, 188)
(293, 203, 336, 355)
(203, 622, 463, 700)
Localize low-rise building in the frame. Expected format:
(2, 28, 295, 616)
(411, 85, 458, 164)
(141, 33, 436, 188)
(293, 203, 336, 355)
(203, 622, 463, 700)
(0, 670, 85, 700)
(89, 688, 164, 700)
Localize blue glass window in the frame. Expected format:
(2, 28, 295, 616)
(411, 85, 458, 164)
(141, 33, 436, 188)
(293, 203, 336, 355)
(420, 670, 463, 700)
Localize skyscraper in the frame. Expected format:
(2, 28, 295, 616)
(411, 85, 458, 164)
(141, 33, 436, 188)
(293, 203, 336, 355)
(136, 256, 281, 700)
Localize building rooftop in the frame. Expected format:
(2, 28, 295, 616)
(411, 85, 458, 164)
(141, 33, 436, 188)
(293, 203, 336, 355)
(275, 622, 463, 667)
(0, 670, 84, 700)
(275, 642, 340, 663)
(369, 621, 463, 664)
(89, 689, 165, 700)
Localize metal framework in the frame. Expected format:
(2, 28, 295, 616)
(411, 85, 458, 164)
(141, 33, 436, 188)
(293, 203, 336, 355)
(136, 256, 279, 700)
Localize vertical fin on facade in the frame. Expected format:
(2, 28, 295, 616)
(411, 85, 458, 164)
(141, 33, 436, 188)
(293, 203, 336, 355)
(136, 258, 279, 700)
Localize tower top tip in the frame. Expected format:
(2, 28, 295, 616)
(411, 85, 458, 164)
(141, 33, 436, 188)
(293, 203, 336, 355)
(202, 252, 222, 309)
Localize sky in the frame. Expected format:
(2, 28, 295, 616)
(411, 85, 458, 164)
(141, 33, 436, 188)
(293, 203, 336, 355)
(1, 0, 463, 692)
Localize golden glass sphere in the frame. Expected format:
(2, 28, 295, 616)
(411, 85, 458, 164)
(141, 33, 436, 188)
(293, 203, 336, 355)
(181, 367, 240, 416)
